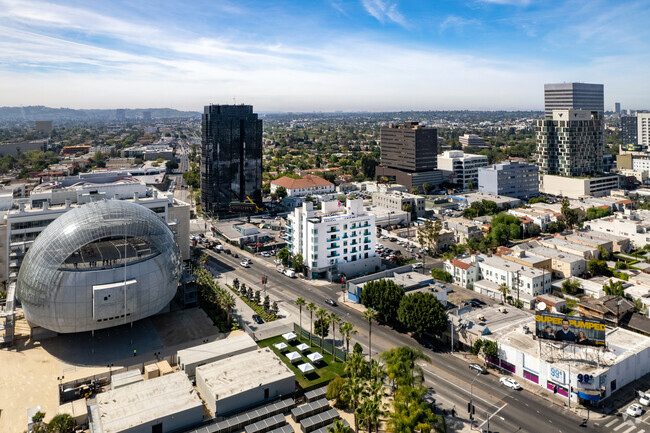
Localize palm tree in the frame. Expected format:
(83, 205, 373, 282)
(342, 374, 365, 432)
(200, 253, 209, 265)
(222, 292, 236, 326)
(327, 419, 353, 433)
(340, 321, 357, 356)
(295, 297, 306, 339)
(363, 308, 378, 360)
(329, 312, 341, 361)
(498, 283, 510, 304)
(316, 308, 329, 348)
(307, 302, 317, 346)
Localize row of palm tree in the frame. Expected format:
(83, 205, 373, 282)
(295, 297, 359, 361)
(194, 264, 236, 325)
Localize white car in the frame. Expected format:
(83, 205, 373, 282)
(240, 261, 250, 268)
(380, 235, 389, 239)
(499, 377, 521, 390)
(627, 403, 644, 417)
(412, 263, 423, 270)
(261, 251, 270, 257)
(640, 395, 650, 406)
(276, 267, 284, 273)
(274, 258, 282, 265)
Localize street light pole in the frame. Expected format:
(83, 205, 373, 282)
(469, 371, 481, 426)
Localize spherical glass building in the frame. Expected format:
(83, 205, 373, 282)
(17, 200, 182, 333)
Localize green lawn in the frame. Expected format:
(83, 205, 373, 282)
(258, 335, 346, 390)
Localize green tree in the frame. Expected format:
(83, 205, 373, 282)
(599, 246, 611, 261)
(330, 312, 341, 361)
(359, 279, 404, 323)
(603, 279, 625, 296)
(526, 223, 541, 238)
(561, 199, 580, 229)
(293, 253, 305, 273)
(422, 183, 434, 194)
(482, 340, 499, 360)
(263, 295, 270, 312)
(381, 346, 430, 390)
(315, 307, 330, 346)
(276, 186, 288, 199)
(278, 247, 291, 266)
(326, 377, 351, 409)
(417, 219, 442, 256)
(182, 167, 200, 188)
(165, 159, 179, 172)
(485, 213, 522, 246)
(47, 414, 75, 433)
(262, 182, 271, 195)
(588, 259, 612, 277)
(528, 197, 547, 204)
(410, 187, 420, 195)
(546, 220, 566, 233)
(363, 308, 378, 360)
(586, 206, 611, 220)
(431, 268, 452, 283)
(561, 278, 582, 295)
(397, 293, 447, 337)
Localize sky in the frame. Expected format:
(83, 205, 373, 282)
(1, 0, 649, 112)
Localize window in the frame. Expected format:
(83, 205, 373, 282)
(152, 424, 163, 433)
(264, 388, 270, 399)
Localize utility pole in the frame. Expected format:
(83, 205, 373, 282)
(450, 319, 454, 353)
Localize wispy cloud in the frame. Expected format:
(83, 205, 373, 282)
(440, 15, 481, 33)
(360, 0, 408, 27)
(477, 0, 532, 6)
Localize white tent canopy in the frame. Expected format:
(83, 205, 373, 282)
(274, 342, 288, 351)
(282, 332, 297, 341)
(307, 352, 323, 363)
(298, 363, 315, 374)
(297, 343, 309, 352)
(286, 351, 302, 363)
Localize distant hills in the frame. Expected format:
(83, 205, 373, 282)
(0, 106, 201, 123)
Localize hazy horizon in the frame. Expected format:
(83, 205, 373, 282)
(1, 0, 649, 112)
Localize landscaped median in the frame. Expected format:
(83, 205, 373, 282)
(228, 279, 279, 322)
(258, 335, 346, 389)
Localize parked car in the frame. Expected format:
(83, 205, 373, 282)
(499, 377, 521, 390)
(640, 394, 650, 406)
(627, 403, 644, 417)
(216, 244, 224, 251)
(277, 267, 284, 273)
(224, 249, 231, 254)
(471, 298, 486, 305)
(252, 314, 264, 325)
(261, 251, 271, 257)
(325, 299, 338, 306)
(232, 253, 239, 258)
(284, 269, 296, 278)
(469, 363, 487, 374)
(412, 263, 423, 270)
(389, 237, 397, 242)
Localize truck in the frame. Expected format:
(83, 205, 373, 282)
(284, 269, 296, 278)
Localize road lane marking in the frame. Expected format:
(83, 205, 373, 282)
(623, 426, 637, 433)
(475, 403, 507, 429)
(420, 366, 502, 408)
(615, 421, 630, 431)
(607, 419, 620, 427)
(420, 360, 507, 405)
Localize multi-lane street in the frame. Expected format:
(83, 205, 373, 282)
(200, 245, 604, 433)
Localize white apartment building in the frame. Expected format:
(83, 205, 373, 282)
(459, 134, 487, 148)
(587, 210, 650, 249)
(445, 254, 551, 296)
(639, 113, 650, 150)
(372, 191, 426, 218)
(437, 151, 488, 190)
(287, 199, 379, 280)
(508, 208, 557, 231)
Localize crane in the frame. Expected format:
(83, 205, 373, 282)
(246, 195, 263, 212)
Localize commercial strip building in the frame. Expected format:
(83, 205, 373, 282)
(437, 150, 488, 190)
(196, 348, 295, 416)
(375, 121, 441, 189)
(478, 161, 539, 199)
(451, 305, 650, 405)
(270, 175, 335, 197)
(449, 192, 521, 209)
(200, 104, 263, 215)
(286, 198, 379, 280)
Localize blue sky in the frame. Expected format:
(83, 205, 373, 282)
(0, 0, 649, 111)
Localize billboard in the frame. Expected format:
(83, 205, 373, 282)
(535, 312, 606, 347)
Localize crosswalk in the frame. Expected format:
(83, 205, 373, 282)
(604, 417, 646, 433)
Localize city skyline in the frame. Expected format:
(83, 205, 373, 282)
(1, 0, 649, 111)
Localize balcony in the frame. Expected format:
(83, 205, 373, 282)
(328, 236, 340, 242)
(364, 237, 371, 243)
(327, 252, 340, 258)
(363, 230, 371, 236)
(328, 243, 340, 250)
(327, 228, 340, 233)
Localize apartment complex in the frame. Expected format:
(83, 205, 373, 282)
(376, 122, 440, 188)
(437, 150, 488, 189)
(200, 104, 263, 214)
(621, 115, 639, 149)
(536, 109, 604, 177)
(286, 199, 379, 280)
(587, 210, 650, 249)
(543, 82, 604, 117)
(478, 160, 539, 199)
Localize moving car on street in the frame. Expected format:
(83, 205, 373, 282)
(325, 298, 338, 306)
(499, 377, 521, 390)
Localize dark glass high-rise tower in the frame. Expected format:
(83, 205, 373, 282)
(544, 83, 604, 118)
(200, 104, 262, 215)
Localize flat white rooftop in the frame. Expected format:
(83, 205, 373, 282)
(95, 372, 203, 433)
(196, 348, 294, 400)
(177, 333, 257, 367)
